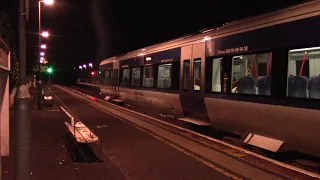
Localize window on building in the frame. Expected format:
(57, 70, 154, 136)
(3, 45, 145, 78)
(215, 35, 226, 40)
(157, 63, 172, 88)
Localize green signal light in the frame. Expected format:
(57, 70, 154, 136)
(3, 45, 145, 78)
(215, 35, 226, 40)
(47, 67, 53, 74)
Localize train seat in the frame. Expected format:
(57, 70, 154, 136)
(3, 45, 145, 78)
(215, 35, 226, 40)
(256, 76, 271, 96)
(238, 76, 256, 95)
(287, 76, 308, 98)
(163, 78, 171, 88)
(308, 76, 320, 99)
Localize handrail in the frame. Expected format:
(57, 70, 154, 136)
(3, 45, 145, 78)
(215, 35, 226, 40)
(299, 52, 308, 76)
(267, 52, 272, 76)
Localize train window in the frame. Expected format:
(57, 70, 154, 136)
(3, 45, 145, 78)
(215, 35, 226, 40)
(231, 52, 272, 96)
(287, 46, 320, 99)
(122, 69, 130, 86)
(100, 71, 104, 81)
(193, 59, 201, 91)
(115, 69, 120, 85)
(212, 58, 222, 92)
(104, 70, 110, 85)
(143, 66, 154, 87)
(110, 70, 114, 84)
(132, 67, 141, 86)
(113, 69, 117, 85)
(157, 63, 172, 88)
(183, 60, 190, 90)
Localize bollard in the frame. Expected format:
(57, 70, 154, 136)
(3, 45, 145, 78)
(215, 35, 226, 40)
(14, 85, 31, 180)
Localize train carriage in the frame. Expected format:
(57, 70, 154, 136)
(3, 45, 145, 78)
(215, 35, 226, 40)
(99, 1, 320, 156)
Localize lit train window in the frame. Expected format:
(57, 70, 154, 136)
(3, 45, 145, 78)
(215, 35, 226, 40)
(183, 60, 190, 90)
(112, 69, 119, 85)
(104, 70, 110, 85)
(143, 66, 154, 87)
(132, 67, 141, 86)
(157, 63, 172, 88)
(287, 46, 320, 99)
(231, 52, 272, 96)
(212, 58, 222, 92)
(110, 70, 114, 84)
(122, 69, 130, 86)
(193, 59, 201, 91)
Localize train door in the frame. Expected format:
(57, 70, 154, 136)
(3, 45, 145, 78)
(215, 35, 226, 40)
(179, 43, 210, 124)
(112, 60, 120, 96)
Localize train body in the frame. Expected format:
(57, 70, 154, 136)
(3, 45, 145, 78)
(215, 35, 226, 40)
(97, 1, 320, 156)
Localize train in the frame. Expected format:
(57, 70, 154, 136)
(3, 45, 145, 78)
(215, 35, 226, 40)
(95, 1, 320, 157)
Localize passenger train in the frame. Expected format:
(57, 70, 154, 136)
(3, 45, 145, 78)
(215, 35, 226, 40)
(97, 1, 320, 157)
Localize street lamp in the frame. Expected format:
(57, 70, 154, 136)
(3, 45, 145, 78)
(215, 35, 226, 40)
(43, 0, 54, 5)
(83, 64, 87, 69)
(40, 52, 45, 56)
(89, 63, 93, 68)
(41, 44, 46, 49)
(38, 0, 54, 81)
(41, 31, 49, 38)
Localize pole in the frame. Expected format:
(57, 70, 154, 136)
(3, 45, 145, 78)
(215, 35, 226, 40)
(14, 86, 31, 180)
(14, 0, 31, 179)
(37, 1, 41, 81)
(19, 1, 27, 86)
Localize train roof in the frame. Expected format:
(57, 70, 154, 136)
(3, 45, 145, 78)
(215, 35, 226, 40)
(100, 0, 320, 66)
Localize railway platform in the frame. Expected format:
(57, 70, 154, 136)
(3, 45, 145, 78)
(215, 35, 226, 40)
(2, 85, 319, 180)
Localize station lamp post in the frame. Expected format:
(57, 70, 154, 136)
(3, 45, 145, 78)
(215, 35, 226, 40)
(41, 31, 49, 37)
(38, 0, 54, 81)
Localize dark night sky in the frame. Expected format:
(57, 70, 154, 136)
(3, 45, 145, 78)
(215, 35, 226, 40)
(1, 0, 308, 84)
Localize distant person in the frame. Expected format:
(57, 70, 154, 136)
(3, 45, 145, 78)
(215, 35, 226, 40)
(37, 80, 43, 110)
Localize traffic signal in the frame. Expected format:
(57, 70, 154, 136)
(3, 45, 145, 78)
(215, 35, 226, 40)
(47, 67, 53, 74)
(91, 71, 95, 76)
